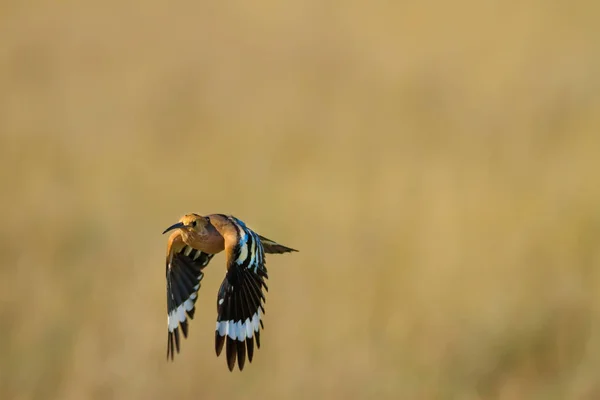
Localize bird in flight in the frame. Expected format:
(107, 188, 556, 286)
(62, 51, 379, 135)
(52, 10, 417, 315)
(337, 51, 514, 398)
(162, 213, 297, 371)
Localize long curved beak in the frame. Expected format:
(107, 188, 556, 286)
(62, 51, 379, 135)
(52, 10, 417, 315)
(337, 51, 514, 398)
(162, 221, 185, 235)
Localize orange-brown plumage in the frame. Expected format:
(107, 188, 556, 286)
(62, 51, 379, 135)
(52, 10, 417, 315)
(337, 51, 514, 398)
(162, 213, 297, 371)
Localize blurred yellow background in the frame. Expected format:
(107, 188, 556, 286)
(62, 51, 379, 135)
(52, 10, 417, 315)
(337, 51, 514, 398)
(1, 1, 599, 399)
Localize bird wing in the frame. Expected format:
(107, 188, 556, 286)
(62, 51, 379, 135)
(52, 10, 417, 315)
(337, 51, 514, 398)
(166, 233, 215, 360)
(215, 216, 269, 371)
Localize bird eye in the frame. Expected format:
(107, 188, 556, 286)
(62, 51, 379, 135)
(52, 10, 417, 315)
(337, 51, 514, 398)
(190, 220, 197, 227)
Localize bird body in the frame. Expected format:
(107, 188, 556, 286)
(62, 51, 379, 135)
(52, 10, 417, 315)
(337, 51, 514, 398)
(162, 213, 297, 371)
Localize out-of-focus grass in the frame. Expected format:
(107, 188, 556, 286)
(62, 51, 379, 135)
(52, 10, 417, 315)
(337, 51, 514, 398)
(1, 1, 600, 399)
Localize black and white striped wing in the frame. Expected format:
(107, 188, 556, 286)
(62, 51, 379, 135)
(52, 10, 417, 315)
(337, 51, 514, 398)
(166, 245, 215, 360)
(215, 216, 268, 371)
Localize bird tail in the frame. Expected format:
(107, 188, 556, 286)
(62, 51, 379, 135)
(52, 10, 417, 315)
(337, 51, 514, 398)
(258, 234, 298, 254)
(214, 265, 268, 371)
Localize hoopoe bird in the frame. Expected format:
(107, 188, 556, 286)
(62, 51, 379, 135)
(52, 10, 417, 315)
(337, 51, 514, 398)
(162, 213, 297, 371)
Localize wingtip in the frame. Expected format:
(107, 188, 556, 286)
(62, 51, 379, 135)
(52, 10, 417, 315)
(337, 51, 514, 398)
(215, 331, 225, 356)
(167, 332, 175, 362)
(246, 337, 254, 363)
(226, 337, 237, 372)
(237, 340, 246, 371)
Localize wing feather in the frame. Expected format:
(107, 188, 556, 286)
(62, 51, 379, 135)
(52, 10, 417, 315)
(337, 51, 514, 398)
(215, 216, 269, 371)
(166, 235, 215, 361)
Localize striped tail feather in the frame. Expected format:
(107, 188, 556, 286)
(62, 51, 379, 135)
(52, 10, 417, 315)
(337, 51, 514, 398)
(166, 245, 214, 360)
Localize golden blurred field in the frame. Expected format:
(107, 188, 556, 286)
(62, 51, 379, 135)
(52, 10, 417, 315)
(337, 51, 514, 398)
(1, 1, 600, 399)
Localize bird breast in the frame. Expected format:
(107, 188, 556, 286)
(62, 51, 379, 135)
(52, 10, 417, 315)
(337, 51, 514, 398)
(185, 230, 225, 255)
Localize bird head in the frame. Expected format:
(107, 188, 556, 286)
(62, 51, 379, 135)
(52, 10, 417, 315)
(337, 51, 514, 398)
(162, 213, 209, 235)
